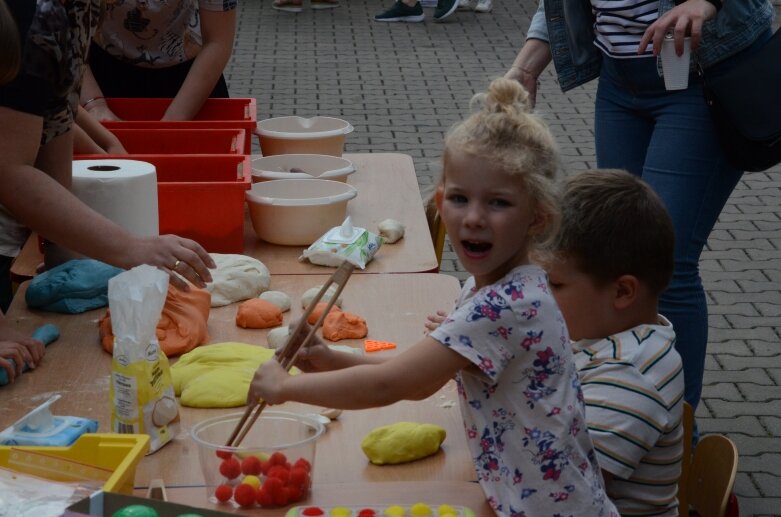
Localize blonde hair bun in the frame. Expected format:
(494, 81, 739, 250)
(474, 77, 530, 116)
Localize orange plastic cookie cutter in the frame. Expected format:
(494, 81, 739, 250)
(364, 339, 397, 353)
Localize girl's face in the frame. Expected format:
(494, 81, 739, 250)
(437, 150, 542, 288)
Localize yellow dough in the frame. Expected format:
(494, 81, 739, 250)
(171, 343, 295, 408)
(361, 422, 446, 465)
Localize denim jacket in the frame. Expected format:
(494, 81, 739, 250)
(527, 0, 774, 92)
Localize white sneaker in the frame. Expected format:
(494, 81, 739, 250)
(474, 0, 492, 12)
(457, 0, 473, 10)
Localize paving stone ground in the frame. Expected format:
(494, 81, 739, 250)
(225, 2, 781, 514)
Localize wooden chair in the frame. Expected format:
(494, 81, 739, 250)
(679, 402, 740, 517)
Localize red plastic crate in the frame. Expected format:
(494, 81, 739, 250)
(73, 154, 251, 253)
(83, 128, 246, 156)
(100, 98, 257, 154)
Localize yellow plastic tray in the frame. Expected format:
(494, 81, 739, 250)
(0, 433, 149, 494)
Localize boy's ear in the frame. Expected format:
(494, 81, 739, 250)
(613, 274, 640, 310)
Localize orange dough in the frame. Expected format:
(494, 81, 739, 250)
(322, 311, 368, 342)
(236, 298, 283, 329)
(306, 302, 342, 325)
(100, 286, 211, 357)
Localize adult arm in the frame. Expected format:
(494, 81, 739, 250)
(504, 0, 552, 108)
(249, 336, 470, 409)
(73, 106, 126, 154)
(162, 8, 237, 120)
(638, 0, 718, 55)
(79, 65, 121, 121)
(0, 106, 215, 289)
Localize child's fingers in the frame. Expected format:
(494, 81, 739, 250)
(0, 358, 15, 383)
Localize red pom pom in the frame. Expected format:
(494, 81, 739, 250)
(215, 449, 233, 460)
(262, 476, 283, 497)
(273, 485, 290, 506)
(256, 487, 274, 507)
(293, 457, 312, 472)
(287, 483, 303, 502)
(214, 484, 233, 502)
(302, 508, 325, 516)
(241, 455, 262, 476)
(234, 483, 257, 508)
(290, 466, 309, 487)
(268, 464, 290, 483)
(218, 457, 242, 479)
(269, 451, 287, 466)
(358, 510, 376, 517)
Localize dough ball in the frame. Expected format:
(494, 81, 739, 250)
(207, 254, 271, 307)
(301, 285, 343, 310)
(322, 311, 367, 342)
(236, 299, 283, 329)
(151, 396, 179, 427)
(307, 302, 342, 325)
(259, 290, 291, 312)
(378, 219, 405, 244)
(361, 422, 446, 465)
(320, 408, 342, 420)
(267, 326, 290, 350)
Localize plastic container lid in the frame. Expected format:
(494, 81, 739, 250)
(256, 116, 354, 139)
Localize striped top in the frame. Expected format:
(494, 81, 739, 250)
(591, 0, 659, 58)
(572, 316, 684, 516)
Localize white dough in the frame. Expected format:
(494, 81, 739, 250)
(301, 285, 343, 309)
(259, 291, 291, 312)
(206, 254, 271, 307)
(377, 218, 405, 244)
(320, 408, 343, 420)
(266, 326, 290, 350)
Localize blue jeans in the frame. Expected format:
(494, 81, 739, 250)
(594, 55, 743, 412)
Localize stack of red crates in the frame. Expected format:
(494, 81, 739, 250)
(74, 98, 256, 253)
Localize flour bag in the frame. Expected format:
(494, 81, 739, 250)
(108, 265, 179, 454)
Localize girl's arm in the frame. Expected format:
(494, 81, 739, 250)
(80, 65, 120, 121)
(250, 336, 470, 409)
(162, 8, 237, 121)
(74, 106, 126, 154)
(0, 106, 215, 290)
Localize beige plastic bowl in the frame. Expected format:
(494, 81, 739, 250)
(251, 154, 355, 183)
(246, 179, 357, 245)
(255, 116, 354, 157)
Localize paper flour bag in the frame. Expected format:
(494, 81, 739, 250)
(108, 265, 179, 454)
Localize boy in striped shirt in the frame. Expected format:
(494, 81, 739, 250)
(544, 169, 684, 516)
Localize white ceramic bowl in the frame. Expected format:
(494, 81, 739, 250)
(251, 154, 355, 183)
(255, 116, 354, 157)
(245, 178, 357, 245)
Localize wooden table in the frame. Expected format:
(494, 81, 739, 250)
(0, 273, 492, 513)
(9, 153, 437, 283)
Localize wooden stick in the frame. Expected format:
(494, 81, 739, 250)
(226, 261, 355, 447)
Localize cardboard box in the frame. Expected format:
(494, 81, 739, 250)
(67, 491, 236, 517)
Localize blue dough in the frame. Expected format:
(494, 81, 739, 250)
(0, 323, 60, 386)
(25, 259, 123, 313)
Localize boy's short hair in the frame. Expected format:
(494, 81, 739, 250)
(551, 169, 675, 296)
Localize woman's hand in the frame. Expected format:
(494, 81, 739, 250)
(504, 38, 552, 109)
(424, 310, 447, 334)
(248, 359, 290, 405)
(126, 234, 216, 291)
(638, 0, 718, 56)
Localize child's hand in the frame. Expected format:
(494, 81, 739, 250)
(248, 360, 290, 405)
(277, 320, 336, 372)
(424, 310, 448, 334)
(0, 339, 44, 383)
(0, 324, 45, 367)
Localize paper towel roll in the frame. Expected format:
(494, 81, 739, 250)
(72, 160, 159, 237)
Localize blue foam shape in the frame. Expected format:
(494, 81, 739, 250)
(0, 323, 60, 386)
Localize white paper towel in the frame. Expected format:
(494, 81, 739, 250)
(72, 160, 159, 237)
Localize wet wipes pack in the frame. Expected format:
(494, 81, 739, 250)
(300, 217, 383, 269)
(0, 395, 98, 446)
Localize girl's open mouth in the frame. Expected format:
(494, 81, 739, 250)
(461, 240, 492, 257)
